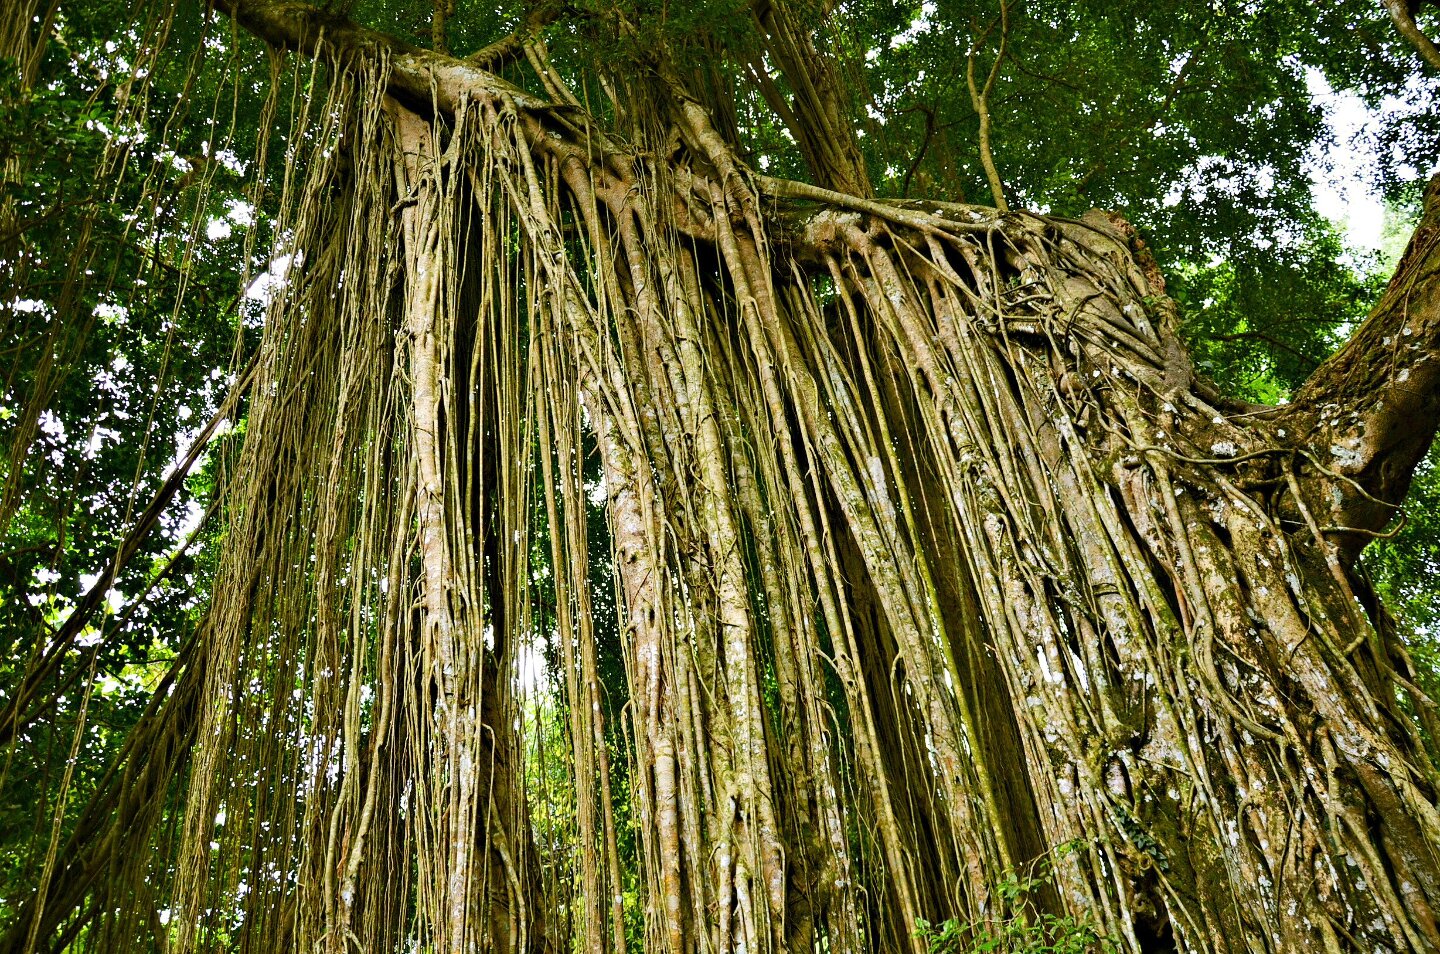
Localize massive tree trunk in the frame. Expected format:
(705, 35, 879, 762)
(7, 1, 1440, 953)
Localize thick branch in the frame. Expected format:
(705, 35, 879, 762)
(210, 0, 1001, 239)
(1290, 173, 1440, 556)
(209, 0, 548, 114)
(466, 2, 565, 70)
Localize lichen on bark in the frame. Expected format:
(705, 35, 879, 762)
(5, 2, 1440, 952)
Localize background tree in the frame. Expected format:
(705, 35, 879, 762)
(2, 0, 1440, 952)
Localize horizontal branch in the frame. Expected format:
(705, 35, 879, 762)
(208, 0, 1003, 252)
(208, 0, 550, 113)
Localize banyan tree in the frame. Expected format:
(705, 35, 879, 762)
(2, 0, 1440, 950)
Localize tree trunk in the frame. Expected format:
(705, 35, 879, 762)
(9, 2, 1440, 952)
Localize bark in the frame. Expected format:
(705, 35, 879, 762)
(748, 0, 873, 196)
(1386, 0, 1440, 70)
(1287, 174, 1440, 560)
(9, 3, 1440, 953)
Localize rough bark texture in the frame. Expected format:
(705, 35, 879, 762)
(1289, 174, 1440, 559)
(6, 2, 1440, 953)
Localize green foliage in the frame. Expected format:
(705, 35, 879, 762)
(1172, 222, 1376, 402)
(829, 0, 1440, 429)
(914, 843, 1118, 954)
(0, 3, 280, 917)
(1368, 445, 1440, 644)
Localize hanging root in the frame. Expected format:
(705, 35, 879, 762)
(6, 5, 1440, 953)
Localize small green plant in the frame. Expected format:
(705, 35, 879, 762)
(914, 841, 1118, 954)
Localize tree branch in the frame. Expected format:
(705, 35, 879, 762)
(966, 2, 1010, 211)
(431, 0, 455, 53)
(207, 0, 545, 114)
(1385, 0, 1440, 70)
(1289, 173, 1440, 558)
(899, 102, 937, 198)
(466, 1, 568, 70)
(0, 347, 255, 747)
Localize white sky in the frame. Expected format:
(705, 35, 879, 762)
(1308, 72, 1385, 250)
(1306, 69, 1437, 256)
